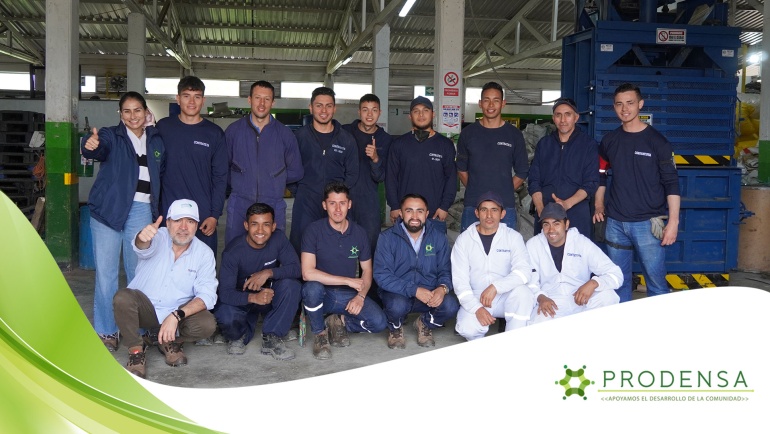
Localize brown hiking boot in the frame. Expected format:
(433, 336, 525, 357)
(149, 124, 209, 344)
(387, 327, 406, 349)
(413, 317, 435, 347)
(312, 332, 332, 360)
(158, 342, 188, 366)
(126, 346, 146, 378)
(324, 314, 350, 347)
(99, 332, 119, 352)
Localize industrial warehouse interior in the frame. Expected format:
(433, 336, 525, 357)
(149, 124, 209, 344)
(1, 0, 770, 390)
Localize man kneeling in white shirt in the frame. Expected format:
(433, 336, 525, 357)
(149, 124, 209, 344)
(527, 203, 621, 324)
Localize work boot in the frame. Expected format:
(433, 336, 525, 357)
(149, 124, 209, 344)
(158, 342, 188, 366)
(324, 314, 350, 347)
(312, 332, 332, 360)
(125, 345, 146, 378)
(414, 317, 435, 347)
(142, 328, 159, 347)
(284, 329, 298, 341)
(99, 332, 119, 352)
(227, 336, 246, 355)
(387, 327, 406, 349)
(261, 334, 295, 361)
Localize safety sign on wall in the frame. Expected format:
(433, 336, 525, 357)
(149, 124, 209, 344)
(656, 28, 686, 45)
(441, 105, 461, 131)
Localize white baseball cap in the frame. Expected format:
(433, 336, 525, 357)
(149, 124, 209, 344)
(166, 199, 199, 222)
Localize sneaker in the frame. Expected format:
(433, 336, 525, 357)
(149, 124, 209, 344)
(413, 317, 435, 347)
(227, 336, 246, 355)
(194, 337, 213, 346)
(387, 327, 406, 349)
(125, 346, 146, 378)
(312, 332, 332, 360)
(142, 328, 159, 347)
(212, 332, 226, 344)
(261, 334, 295, 361)
(284, 329, 298, 341)
(99, 332, 119, 352)
(158, 342, 187, 366)
(324, 314, 350, 347)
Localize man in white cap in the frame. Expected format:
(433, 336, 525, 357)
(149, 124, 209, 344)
(113, 198, 218, 378)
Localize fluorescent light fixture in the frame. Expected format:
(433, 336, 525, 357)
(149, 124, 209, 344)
(165, 47, 176, 56)
(399, 0, 416, 17)
(342, 55, 353, 65)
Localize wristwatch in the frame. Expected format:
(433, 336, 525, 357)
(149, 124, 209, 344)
(175, 309, 186, 320)
(439, 284, 449, 294)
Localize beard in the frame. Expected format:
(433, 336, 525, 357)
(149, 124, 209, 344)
(405, 219, 425, 233)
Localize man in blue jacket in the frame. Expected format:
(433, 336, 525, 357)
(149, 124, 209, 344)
(224, 81, 303, 245)
(528, 97, 599, 238)
(289, 87, 359, 254)
(374, 193, 459, 349)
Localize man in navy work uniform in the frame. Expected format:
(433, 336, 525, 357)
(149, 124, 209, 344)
(289, 86, 359, 254)
(157, 76, 228, 255)
(528, 97, 599, 238)
(593, 83, 680, 302)
(300, 182, 387, 360)
(224, 80, 303, 244)
(386, 96, 456, 233)
(374, 193, 459, 349)
(215, 202, 301, 360)
(113, 199, 217, 378)
(342, 93, 392, 253)
(456, 82, 528, 232)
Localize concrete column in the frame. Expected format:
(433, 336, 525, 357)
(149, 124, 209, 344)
(45, 0, 79, 267)
(434, 0, 464, 135)
(759, 0, 770, 182)
(372, 23, 390, 130)
(127, 12, 146, 94)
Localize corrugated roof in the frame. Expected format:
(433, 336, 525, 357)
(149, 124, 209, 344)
(0, 0, 764, 87)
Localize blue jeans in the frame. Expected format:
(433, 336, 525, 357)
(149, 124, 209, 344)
(91, 201, 152, 335)
(604, 217, 670, 302)
(461, 206, 518, 232)
(215, 278, 301, 344)
(378, 290, 459, 331)
(301, 281, 387, 335)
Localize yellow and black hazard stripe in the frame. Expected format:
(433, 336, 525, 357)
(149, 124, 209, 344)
(635, 273, 729, 290)
(674, 155, 732, 166)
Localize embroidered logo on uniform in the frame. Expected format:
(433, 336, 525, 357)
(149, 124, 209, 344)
(634, 151, 652, 157)
(332, 144, 346, 154)
(264, 259, 277, 266)
(428, 153, 443, 162)
(194, 140, 210, 147)
(348, 246, 359, 259)
(425, 243, 436, 256)
(154, 150, 161, 158)
(187, 268, 197, 274)
(497, 141, 512, 147)
(567, 253, 582, 258)
(496, 249, 511, 253)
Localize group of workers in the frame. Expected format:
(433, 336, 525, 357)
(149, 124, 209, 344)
(82, 76, 680, 378)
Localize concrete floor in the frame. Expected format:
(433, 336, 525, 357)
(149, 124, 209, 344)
(63, 198, 770, 388)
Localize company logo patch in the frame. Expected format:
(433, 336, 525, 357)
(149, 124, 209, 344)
(348, 246, 359, 259)
(556, 365, 594, 400)
(425, 243, 435, 256)
(194, 140, 210, 147)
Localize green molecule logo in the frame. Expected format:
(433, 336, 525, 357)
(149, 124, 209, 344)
(556, 365, 594, 400)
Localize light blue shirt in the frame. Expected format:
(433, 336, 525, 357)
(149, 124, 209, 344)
(130, 228, 218, 322)
(400, 222, 425, 254)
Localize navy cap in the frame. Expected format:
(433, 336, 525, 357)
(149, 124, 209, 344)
(476, 191, 504, 209)
(410, 96, 433, 112)
(552, 97, 578, 113)
(540, 202, 567, 221)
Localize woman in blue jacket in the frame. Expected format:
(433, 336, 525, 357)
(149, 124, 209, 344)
(81, 91, 165, 352)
